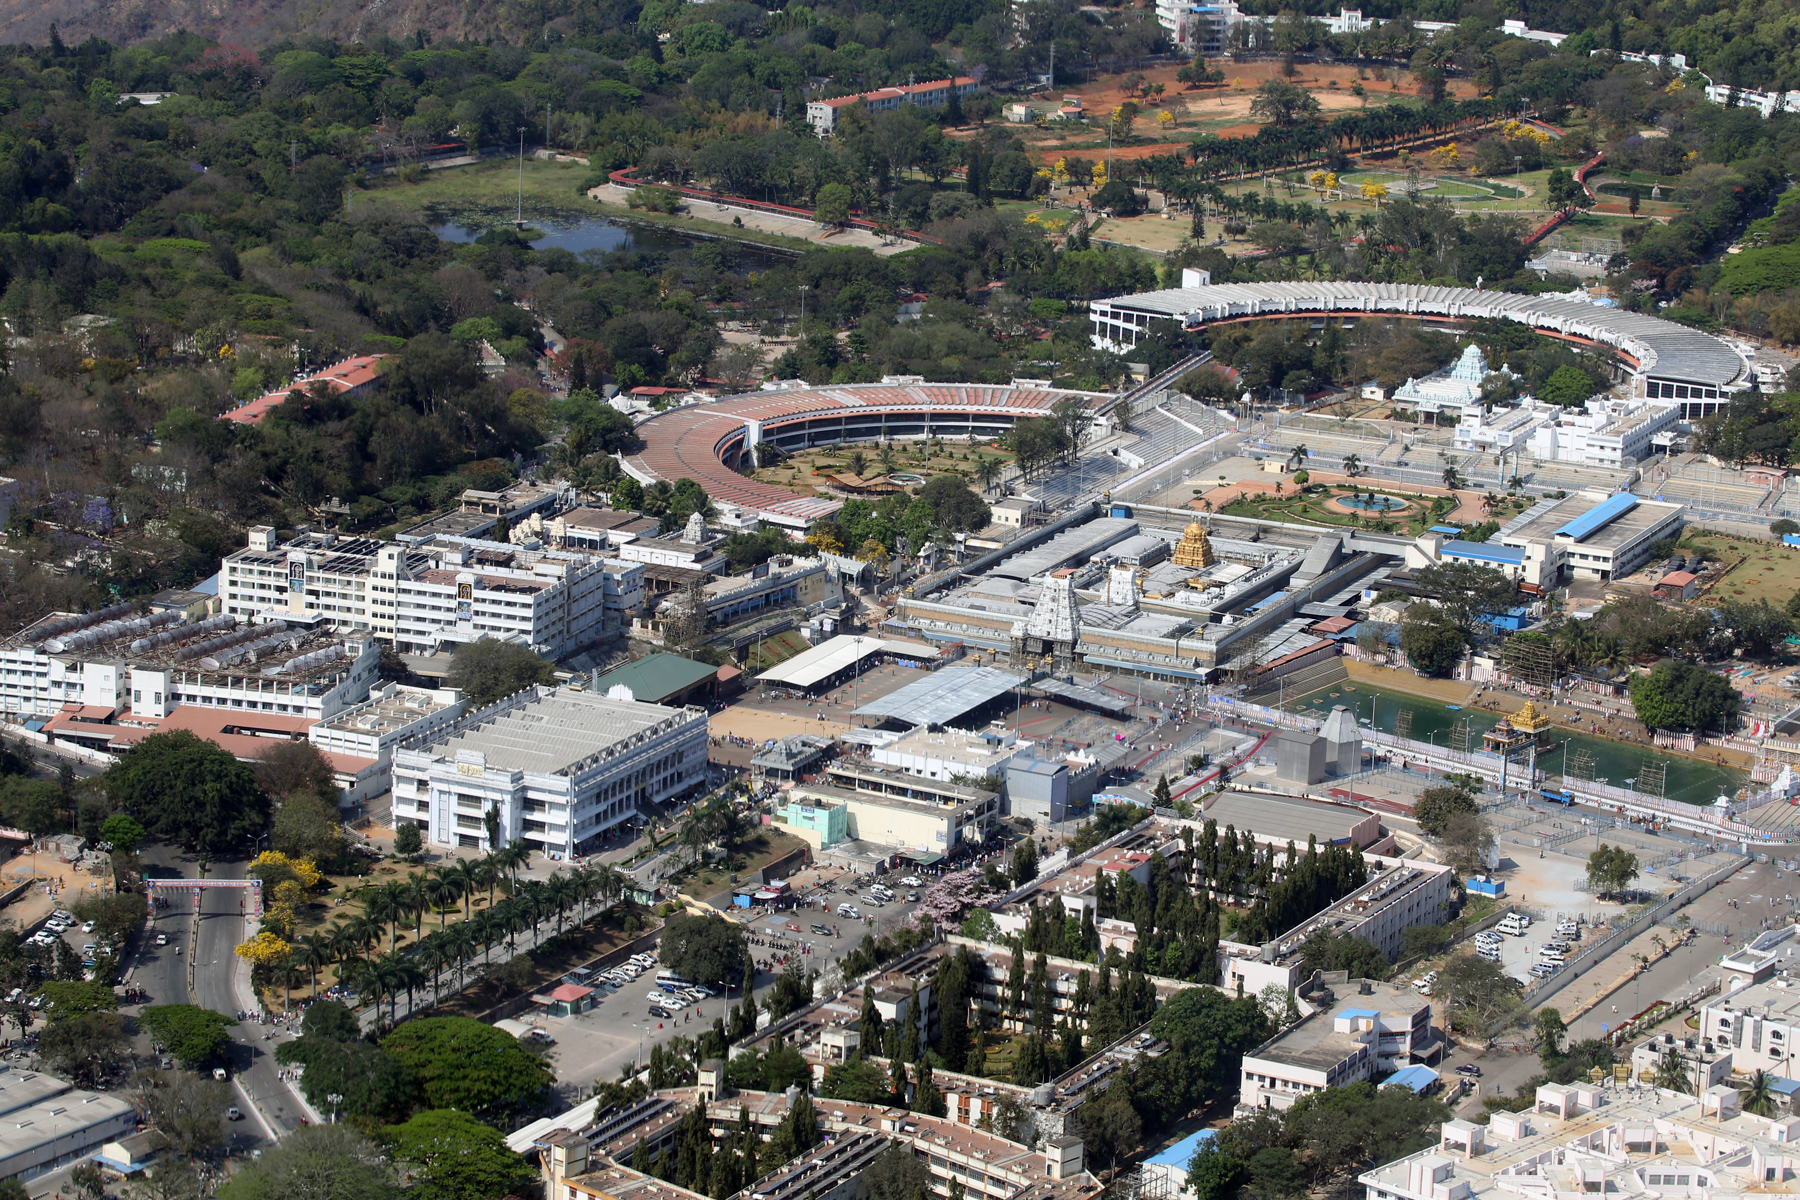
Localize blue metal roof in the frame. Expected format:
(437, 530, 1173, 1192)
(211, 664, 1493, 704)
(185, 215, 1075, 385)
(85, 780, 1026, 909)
(1554, 493, 1638, 542)
(1338, 1008, 1379, 1019)
(1147, 1129, 1216, 1168)
(1382, 1066, 1440, 1093)
(1249, 591, 1289, 612)
(1440, 540, 1526, 565)
(1428, 526, 1463, 535)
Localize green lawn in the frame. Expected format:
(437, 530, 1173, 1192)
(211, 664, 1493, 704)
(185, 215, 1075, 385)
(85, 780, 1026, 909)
(365, 156, 598, 223)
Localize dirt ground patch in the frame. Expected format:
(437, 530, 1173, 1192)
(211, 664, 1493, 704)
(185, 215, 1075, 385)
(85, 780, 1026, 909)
(711, 705, 851, 742)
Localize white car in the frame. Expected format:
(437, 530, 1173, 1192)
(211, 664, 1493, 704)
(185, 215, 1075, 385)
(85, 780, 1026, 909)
(899, 876, 924, 887)
(80, 922, 94, 933)
(155, 933, 168, 946)
(51, 911, 72, 923)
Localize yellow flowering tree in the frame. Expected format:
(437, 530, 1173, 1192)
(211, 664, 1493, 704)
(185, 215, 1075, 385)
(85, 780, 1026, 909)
(1090, 163, 1107, 190)
(1052, 157, 1072, 188)
(1425, 142, 1460, 171)
(1360, 181, 1389, 206)
(253, 850, 322, 890)
(806, 527, 843, 555)
(235, 930, 291, 968)
(1157, 110, 1174, 130)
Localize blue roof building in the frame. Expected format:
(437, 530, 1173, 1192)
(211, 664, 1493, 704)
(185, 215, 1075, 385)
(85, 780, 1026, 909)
(1381, 1065, 1441, 1093)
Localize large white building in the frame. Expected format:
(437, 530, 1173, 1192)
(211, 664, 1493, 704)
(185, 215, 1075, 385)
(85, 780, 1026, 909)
(1239, 979, 1437, 1112)
(1361, 1083, 1800, 1200)
(391, 686, 709, 857)
(0, 607, 379, 723)
(0, 1070, 135, 1183)
(220, 527, 643, 657)
(1453, 395, 1684, 470)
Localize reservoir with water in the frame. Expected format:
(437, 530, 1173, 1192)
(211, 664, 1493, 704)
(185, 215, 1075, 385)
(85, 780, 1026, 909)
(430, 215, 790, 271)
(1282, 680, 1744, 807)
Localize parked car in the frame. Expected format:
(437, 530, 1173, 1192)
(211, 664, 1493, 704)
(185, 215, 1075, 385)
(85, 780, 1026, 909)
(648, 1005, 672, 1019)
(155, 934, 168, 946)
(900, 876, 924, 887)
(226, 1106, 243, 1121)
(905, 892, 919, 902)
(811, 924, 832, 936)
(1456, 1064, 1482, 1077)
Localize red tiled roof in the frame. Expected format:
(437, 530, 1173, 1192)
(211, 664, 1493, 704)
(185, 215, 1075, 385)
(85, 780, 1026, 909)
(814, 77, 977, 109)
(1659, 571, 1698, 586)
(221, 355, 390, 425)
(622, 382, 1107, 521)
(547, 983, 593, 1001)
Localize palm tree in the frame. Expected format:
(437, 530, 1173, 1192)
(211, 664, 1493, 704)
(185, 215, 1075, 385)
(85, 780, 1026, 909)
(1744, 1069, 1779, 1117)
(877, 443, 896, 474)
(1442, 466, 1461, 490)
(450, 859, 483, 920)
(294, 934, 333, 1000)
(391, 958, 425, 1020)
(1654, 1049, 1693, 1094)
(444, 923, 478, 990)
(1343, 452, 1361, 477)
(1287, 444, 1308, 469)
(424, 870, 461, 931)
(974, 456, 1002, 495)
(403, 873, 430, 944)
(1482, 492, 1500, 515)
(474, 855, 500, 909)
(419, 938, 454, 1000)
(848, 450, 868, 478)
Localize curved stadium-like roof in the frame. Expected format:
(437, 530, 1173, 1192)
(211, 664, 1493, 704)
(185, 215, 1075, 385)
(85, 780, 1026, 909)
(623, 382, 1109, 524)
(1091, 282, 1750, 390)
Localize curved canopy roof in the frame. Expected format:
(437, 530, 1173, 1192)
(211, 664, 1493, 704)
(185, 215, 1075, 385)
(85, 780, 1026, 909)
(1094, 282, 1749, 390)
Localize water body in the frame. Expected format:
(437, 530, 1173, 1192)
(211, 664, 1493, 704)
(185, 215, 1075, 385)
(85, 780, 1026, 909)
(1337, 494, 1409, 512)
(1283, 680, 1745, 807)
(430, 216, 789, 272)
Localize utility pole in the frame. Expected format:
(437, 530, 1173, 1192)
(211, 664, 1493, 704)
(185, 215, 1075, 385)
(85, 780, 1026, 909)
(516, 126, 527, 226)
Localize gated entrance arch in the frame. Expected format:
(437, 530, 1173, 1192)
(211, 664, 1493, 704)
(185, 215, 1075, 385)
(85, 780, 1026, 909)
(144, 878, 262, 917)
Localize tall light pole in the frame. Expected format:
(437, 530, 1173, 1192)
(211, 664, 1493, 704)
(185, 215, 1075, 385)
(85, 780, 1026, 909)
(850, 635, 866, 721)
(516, 126, 527, 226)
(1515, 156, 1522, 214)
(327, 1092, 342, 1124)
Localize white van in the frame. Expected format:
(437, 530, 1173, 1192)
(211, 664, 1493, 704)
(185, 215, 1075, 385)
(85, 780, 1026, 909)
(869, 885, 895, 902)
(1538, 950, 1565, 965)
(1498, 914, 1530, 937)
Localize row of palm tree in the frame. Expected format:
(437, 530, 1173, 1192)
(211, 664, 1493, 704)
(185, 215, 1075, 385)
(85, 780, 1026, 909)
(270, 850, 633, 1019)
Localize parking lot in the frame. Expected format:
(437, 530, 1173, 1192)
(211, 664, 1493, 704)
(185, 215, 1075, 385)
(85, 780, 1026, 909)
(522, 874, 927, 1098)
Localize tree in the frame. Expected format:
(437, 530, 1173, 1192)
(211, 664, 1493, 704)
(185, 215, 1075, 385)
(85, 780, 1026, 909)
(820, 1055, 894, 1103)
(1010, 840, 1039, 886)
(814, 183, 853, 228)
(1586, 845, 1641, 900)
(385, 1109, 539, 1200)
(1411, 561, 1519, 639)
(382, 1016, 553, 1118)
(859, 1142, 932, 1200)
(277, 1035, 416, 1122)
(102, 730, 269, 853)
(1715, 599, 1793, 660)
(660, 912, 749, 987)
(1188, 1144, 1243, 1200)
(97, 813, 143, 855)
(1628, 660, 1741, 733)
(1438, 810, 1494, 877)
(140, 1005, 234, 1065)
(255, 740, 340, 807)
(271, 790, 348, 869)
(445, 639, 555, 708)
(1413, 780, 1479, 837)
(1399, 606, 1467, 676)
(142, 1071, 228, 1157)
(1535, 1008, 1567, 1060)
(1074, 1076, 1142, 1169)
(394, 822, 423, 856)
(1439, 954, 1525, 1033)
(1539, 363, 1598, 406)
(215, 1125, 396, 1200)
(1743, 1069, 1780, 1117)
(1772, 519, 1799, 537)
(37, 1011, 127, 1082)
(918, 475, 991, 532)
(1249, 79, 1321, 126)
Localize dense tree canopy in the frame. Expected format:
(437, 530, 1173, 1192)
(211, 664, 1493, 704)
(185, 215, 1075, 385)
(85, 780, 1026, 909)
(103, 730, 268, 853)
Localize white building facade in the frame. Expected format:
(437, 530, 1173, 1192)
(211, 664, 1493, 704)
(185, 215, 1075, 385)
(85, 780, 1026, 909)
(391, 686, 709, 858)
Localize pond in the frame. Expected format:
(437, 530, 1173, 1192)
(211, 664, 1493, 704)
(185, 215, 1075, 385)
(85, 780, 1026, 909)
(430, 215, 790, 273)
(1284, 681, 1745, 807)
(1337, 493, 1410, 512)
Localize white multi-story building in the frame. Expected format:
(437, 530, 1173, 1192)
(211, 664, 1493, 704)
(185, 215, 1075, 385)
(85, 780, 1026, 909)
(1239, 980, 1437, 1111)
(1361, 1084, 1800, 1200)
(0, 607, 378, 723)
(307, 683, 470, 805)
(390, 686, 709, 857)
(220, 527, 643, 657)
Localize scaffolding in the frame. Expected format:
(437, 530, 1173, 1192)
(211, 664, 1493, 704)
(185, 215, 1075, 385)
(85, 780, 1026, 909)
(1567, 748, 1599, 783)
(1449, 717, 1474, 753)
(1395, 709, 1414, 740)
(1636, 760, 1667, 800)
(1506, 637, 1558, 691)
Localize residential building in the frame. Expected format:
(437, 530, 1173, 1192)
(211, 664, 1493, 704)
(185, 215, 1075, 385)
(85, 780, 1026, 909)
(220, 526, 638, 656)
(806, 77, 981, 136)
(1629, 1034, 1733, 1090)
(0, 607, 378, 724)
(638, 555, 838, 641)
(872, 727, 1027, 784)
(1221, 857, 1456, 996)
(1240, 978, 1437, 1111)
(307, 683, 469, 806)
(221, 354, 389, 426)
(1360, 1083, 1800, 1200)
(391, 685, 709, 857)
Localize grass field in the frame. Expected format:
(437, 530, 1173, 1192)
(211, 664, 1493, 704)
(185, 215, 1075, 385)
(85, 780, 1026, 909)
(366, 156, 598, 222)
(1681, 531, 1800, 605)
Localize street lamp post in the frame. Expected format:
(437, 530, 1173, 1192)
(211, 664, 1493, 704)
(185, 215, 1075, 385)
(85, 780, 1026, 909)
(851, 635, 866, 721)
(327, 1093, 342, 1124)
(1515, 156, 1522, 214)
(516, 126, 527, 226)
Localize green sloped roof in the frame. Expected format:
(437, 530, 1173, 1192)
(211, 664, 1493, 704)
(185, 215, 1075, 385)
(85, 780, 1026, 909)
(592, 653, 718, 702)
